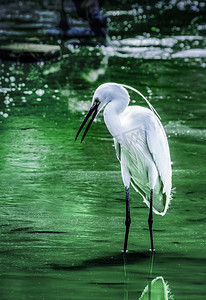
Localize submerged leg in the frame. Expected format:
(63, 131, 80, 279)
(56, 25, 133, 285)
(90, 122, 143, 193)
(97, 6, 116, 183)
(123, 186, 131, 253)
(148, 189, 155, 252)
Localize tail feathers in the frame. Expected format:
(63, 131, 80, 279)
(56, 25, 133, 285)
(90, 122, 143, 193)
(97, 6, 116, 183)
(144, 191, 169, 216)
(131, 178, 171, 215)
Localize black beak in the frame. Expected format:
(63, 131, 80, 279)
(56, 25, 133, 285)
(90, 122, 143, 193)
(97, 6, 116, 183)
(75, 102, 99, 143)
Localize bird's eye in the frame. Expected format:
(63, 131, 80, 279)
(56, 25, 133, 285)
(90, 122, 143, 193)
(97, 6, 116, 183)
(94, 98, 100, 105)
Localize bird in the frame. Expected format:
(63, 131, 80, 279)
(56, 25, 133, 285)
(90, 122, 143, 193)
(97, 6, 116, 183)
(75, 82, 172, 253)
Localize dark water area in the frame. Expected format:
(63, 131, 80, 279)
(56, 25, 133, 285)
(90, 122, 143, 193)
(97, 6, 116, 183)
(0, 1, 206, 299)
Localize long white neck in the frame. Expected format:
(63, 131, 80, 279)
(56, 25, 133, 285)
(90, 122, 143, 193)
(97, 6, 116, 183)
(103, 101, 125, 145)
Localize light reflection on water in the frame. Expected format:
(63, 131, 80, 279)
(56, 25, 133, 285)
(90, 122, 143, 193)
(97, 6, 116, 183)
(0, 1, 206, 300)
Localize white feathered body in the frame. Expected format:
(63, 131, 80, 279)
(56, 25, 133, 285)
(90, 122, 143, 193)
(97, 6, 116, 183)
(113, 106, 171, 216)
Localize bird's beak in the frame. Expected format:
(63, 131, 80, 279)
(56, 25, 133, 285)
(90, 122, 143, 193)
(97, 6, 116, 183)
(75, 102, 99, 143)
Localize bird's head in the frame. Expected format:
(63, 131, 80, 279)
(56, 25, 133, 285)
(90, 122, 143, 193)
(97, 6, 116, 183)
(75, 83, 130, 142)
(92, 82, 130, 112)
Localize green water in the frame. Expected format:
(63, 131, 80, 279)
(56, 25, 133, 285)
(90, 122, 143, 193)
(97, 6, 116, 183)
(0, 1, 206, 299)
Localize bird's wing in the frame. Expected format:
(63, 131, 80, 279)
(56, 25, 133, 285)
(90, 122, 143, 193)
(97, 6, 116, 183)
(145, 116, 172, 198)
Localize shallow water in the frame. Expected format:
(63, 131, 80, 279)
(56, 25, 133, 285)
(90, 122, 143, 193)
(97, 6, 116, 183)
(0, 1, 206, 300)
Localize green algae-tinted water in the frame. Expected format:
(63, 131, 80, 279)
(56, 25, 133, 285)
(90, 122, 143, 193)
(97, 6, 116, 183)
(0, 1, 206, 299)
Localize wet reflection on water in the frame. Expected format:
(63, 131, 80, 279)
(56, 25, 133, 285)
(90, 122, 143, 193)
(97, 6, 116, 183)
(123, 253, 172, 300)
(127, 253, 172, 300)
(139, 276, 170, 300)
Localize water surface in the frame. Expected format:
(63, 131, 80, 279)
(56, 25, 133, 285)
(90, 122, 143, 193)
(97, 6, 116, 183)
(0, 1, 206, 299)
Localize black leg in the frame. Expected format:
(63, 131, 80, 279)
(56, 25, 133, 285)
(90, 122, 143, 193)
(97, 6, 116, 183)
(123, 186, 131, 253)
(148, 189, 155, 252)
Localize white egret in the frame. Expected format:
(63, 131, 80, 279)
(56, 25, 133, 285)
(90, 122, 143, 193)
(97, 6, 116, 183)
(75, 83, 172, 253)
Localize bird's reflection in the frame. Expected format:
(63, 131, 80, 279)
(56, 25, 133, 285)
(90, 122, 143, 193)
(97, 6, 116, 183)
(123, 253, 172, 300)
(141, 253, 172, 300)
(139, 275, 170, 300)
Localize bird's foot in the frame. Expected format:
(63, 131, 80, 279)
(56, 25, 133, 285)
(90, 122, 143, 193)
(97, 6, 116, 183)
(122, 249, 128, 254)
